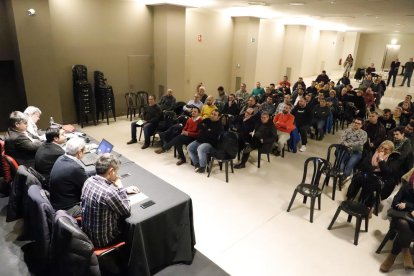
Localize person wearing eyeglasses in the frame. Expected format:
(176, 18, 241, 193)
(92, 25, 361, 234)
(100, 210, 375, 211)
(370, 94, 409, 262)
(4, 111, 42, 168)
(340, 117, 367, 181)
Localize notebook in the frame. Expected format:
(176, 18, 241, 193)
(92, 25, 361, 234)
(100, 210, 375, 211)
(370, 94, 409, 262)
(81, 139, 114, 166)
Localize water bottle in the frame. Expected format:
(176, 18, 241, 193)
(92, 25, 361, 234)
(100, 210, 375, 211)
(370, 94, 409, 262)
(49, 117, 54, 126)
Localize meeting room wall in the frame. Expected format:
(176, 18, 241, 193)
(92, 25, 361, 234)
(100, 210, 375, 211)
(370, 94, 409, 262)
(355, 33, 414, 71)
(185, 9, 233, 99)
(0, 1, 13, 61)
(49, 0, 154, 123)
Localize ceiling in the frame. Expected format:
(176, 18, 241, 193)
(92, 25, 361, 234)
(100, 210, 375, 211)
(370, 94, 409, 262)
(156, 0, 414, 34)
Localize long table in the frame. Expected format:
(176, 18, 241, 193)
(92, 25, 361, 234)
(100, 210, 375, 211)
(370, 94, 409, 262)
(116, 159, 195, 275)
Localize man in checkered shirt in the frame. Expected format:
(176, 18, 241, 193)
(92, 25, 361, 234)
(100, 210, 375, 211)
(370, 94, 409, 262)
(81, 154, 139, 248)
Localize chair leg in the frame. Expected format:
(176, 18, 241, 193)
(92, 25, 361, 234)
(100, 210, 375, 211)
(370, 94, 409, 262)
(267, 153, 270, 162)
(230, 159, 234, 173)
(286, 190, 298, 212)
(332, 177, 337, 200)
(310, 197, 316, 223)
(364, 215, 369, 232)
(225, 161, 229, 183)
(258, 151, 261, 168)
(328, 206, 341, 230)
(376, 229, 396, 254)
(138, 128, 143, 141)
(317, 195, 321, 210)
(354, 217, 362, 245)
(303, 196, 307, 204)
(347, 214, 353, 223)
(207, 158, 214, 177)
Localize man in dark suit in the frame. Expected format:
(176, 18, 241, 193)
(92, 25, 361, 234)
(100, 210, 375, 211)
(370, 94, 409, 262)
(4, 111, 42, 168)
(49, 137, 88, 217)
(34, 127, 66, 188)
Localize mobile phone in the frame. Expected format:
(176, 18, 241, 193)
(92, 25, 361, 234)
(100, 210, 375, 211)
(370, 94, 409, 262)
(120, 173, 131, 179)
(140, 200, 155, 209)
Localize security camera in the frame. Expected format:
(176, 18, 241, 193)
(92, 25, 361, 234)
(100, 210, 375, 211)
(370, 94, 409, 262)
(27, 8, 36, 16)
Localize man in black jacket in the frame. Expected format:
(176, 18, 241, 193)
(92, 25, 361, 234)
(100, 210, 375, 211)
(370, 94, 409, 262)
(49, 137, 88, 217)
(311, 99, 331, 141)
(34, 127, 66, 188)
(187, 110, 223, 173)
(5, 111, 42, 168)
(291, 98, 313, 152)
(362, 112, 387, 154)
(387, 58, 400, 87)
(127, 95, 162, 149)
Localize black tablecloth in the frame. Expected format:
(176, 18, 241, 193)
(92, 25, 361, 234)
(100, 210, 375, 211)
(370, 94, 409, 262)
(118, 162, 196, 275)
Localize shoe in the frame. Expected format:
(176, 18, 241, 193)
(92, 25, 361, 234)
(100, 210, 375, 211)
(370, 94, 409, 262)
(141, 144, 149, 149)
(310, 133, 316, 139)
(380, 253, 397, 272)
(176, 159, 186, 166)
(195, 167, 206, 173)
(299, 145, 306, 152)
(155, 148, 165, 154)
(399, 84, 404, 86)
(194, 164, 200, 171)
(274, 150, 281, 157)
(342, 175, 352, 184)
(127, 139, 137, 145)
(234, 163, 246, 169)
(402, 248, 414, 269)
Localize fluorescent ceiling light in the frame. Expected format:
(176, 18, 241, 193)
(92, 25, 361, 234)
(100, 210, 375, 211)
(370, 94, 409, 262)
(141, 0, 212, 8)
(289, 2, 305, 5)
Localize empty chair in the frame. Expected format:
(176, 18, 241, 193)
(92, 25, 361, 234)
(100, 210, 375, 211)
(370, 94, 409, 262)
(136, 91, 149, 118)
(125, 92, 137, 121)
(287, 157, 330, 223)
(257, 138, 274, 168)
(323, 144, 350, 200)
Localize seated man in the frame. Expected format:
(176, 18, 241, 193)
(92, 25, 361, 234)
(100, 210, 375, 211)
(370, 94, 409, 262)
(183, 93, 203, 115)
(222, 93, 240, 116)
(275, 94, 291, 114)
(251, 81, 265, 98)
(273, 103, 295, 156)
(34, 127, 66, 187)
(158, 89, 176, 111)
(127, 95, 162, 149)
(187, 110, 223, 173)
(81, 154, 138, 248)
(24, 106, 44, 141)
(393, 126, 413, 174)
(5, 111, 42, 168)
(235, 83, 250, 105)
(291, 98, 313, 152)
(340, 118, 367, 180)
(155, 107, 203, 165)
(260, 95, 276, 115)
(292, 77, 306, 91)
(311, 98, 331, 141)
(315, 70, 330, 84)
(278, 76, 291, 89)
(50, 137, 89, 217)
(201, 95, 218, 119)
(379, 108, 397, 136)
(234, 107, 260, 152)
(235, 112, 276, 169)
(239, 96, 259, 116)
(362, 111, 387, 154)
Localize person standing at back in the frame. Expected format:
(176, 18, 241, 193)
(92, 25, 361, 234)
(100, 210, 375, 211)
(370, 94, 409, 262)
(400, 57, 414, 87)
(387, 58, 400, 87)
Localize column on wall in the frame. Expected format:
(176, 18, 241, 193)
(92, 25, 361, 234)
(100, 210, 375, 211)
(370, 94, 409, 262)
(231, 17, 260, 92)
(8, 0, 63, 128)
(280, 25, 306, 83)
(153, 4, 186, 100)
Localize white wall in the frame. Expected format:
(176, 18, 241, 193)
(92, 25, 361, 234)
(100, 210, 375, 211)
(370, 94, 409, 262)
(281, 25, 306, 82)
(300, 25, 320, 78)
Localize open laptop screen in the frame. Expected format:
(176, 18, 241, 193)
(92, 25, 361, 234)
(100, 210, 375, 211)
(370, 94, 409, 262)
(96, 139, 114, 154)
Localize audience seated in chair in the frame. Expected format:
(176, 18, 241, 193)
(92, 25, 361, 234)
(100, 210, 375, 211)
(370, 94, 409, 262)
(380, 177, 414, 272)
(273, 103, 295, 156)
(24, 106, 45, 141)
(235, 112, 276, 169)
(223, 93, 240, 116)
(291, 98, 313, 152)
(158, 89, 176, 112)
(187, 110, 223, 173)
(311, 98, 331, 141)
(362, 112, 387, 154)
(183, 93, 203, 115)
(5, 111, 42, 168)
(49, 137, 89, 217)
(127, 95, 162, 149)
(155, 107, 202, 166)
(34, 127, 66, 189)
(201, 96, 218, 119)
(235, 83, 250, 105)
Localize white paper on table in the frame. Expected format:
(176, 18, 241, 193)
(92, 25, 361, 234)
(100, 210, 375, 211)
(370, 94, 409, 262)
(128, 192, 149, 206)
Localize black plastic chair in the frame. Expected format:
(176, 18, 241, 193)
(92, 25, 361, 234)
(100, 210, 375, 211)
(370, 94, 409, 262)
(257, 140, 274, 168)
(287, 157, 330, 223)
(376, 226, 397, 254)
(125, 92, 137, 121)
(328, 200, 370, 246)
(136, 91, 149, 118)
(322, 144, 350, 200)
(151, 110, 177, 146)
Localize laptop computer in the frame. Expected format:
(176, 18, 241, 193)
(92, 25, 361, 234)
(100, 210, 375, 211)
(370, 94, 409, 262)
(81, 139, 114, 166)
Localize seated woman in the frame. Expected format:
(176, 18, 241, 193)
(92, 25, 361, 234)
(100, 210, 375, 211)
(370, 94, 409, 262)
(346, 140, 403, 211)
(380, 174, 414, 272)
(24, 106, 44, 141)
(234, 112, 276, 169)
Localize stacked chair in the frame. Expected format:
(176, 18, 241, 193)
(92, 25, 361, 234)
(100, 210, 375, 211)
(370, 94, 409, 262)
(72, 65, 97, 128)
(94, 71, 116, 125)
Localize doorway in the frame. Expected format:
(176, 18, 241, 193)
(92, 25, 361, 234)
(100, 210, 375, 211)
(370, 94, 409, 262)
(382, 44, 400, 71)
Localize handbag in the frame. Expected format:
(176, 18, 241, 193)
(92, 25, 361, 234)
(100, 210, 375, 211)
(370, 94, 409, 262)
(387, 208, 414, 224)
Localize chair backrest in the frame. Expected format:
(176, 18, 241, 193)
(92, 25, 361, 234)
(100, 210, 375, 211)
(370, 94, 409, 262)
(136, 91, 149, 107)
(173, 101, 186, 115)
(214, 131, 239, 160)
(124, 92, 137, 108)
(326, 144, 350, 170)
(51, 210, 100, 276)
(2, 154, 19, 184)
(220, 114, 234, 132)
(300, 157, 330, 187)
(26, 185, 55, 265)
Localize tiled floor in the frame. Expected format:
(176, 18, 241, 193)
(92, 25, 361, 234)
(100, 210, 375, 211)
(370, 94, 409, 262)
(80, 71, 413, 276)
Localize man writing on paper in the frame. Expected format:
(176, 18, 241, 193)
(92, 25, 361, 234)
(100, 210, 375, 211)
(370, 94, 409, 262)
(81, 154, 139, 248)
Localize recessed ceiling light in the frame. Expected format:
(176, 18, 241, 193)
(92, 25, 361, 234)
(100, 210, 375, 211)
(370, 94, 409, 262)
(247, 1, 268, 6)
(289, 2, 305, 5)
(330, 1, 336, 4)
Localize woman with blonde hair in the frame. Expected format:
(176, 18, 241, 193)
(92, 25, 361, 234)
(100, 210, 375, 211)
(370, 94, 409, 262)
(343, 54, 353, 77)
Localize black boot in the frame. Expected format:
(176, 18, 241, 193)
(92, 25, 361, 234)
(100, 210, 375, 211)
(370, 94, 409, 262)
(235, 153, 249, 169)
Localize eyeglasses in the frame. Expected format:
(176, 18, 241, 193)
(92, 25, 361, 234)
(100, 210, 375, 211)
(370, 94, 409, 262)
(353, 121, 362, 125)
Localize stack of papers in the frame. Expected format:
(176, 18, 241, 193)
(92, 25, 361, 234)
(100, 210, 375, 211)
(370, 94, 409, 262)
(128, 192, 149, 206)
